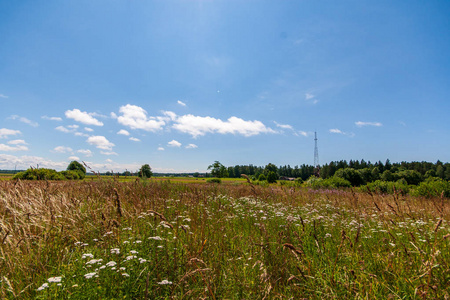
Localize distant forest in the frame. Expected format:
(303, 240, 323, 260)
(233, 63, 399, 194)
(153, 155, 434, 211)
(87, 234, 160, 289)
(222, 159, 450, 182)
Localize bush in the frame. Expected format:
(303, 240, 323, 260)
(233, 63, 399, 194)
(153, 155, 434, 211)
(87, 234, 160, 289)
(412, 178, 450, 198)
(13, 168, 66, 180)
(266, 171, 278, 183)
(206, 178, 222, 184)
(334, 168, 365, 186)
(60, 170, 81, 180)
(258, 174, 267, 181)
(67, 161, 86, 179)
(305, 176, 351, 189)
(365, 180, 410, 195)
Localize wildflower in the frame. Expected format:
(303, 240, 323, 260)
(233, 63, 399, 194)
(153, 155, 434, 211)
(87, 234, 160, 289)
(139, 258, 147, 263)
(86, 259, 103, 265)
(37, 283, 49, 291)
(158, 279, 173, 285)
(130, 250, 138, 254)
(120, 267, 126, 271)
(125, 255, 137, 261)
(122, 273, 130, 277)
(48, 276, 62, 283)
(82, 253, 94, 259)
(148, 236, 163, 241)
(123, 241, 130, 244)
(99, 265, 106, 270)
(84, 272, 96, 279)
(111, 248, 120, 254)
(135, 240, 142, 244)
(106, 261, 117, 267)
(325, 233, 332, 238)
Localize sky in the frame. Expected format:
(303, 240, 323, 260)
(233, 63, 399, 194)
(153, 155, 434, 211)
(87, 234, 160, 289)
(0, 0, 449, 173)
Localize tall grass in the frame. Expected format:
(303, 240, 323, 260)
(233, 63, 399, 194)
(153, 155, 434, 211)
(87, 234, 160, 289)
(0, 179, 449, 299)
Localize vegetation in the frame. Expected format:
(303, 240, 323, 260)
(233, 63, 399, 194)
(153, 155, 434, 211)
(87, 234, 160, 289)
(138, 164, 153, 179)
(1, 179, 449, 299)
(12, 161, 87, 181)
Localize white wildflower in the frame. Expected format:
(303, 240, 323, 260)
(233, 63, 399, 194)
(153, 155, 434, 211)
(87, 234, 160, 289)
(84, 272, 96, 279)
(122, 273, 130, 277)
(37, 283, 49, 291)
(130, 250, 138, 254)
(82, 253, 94, 259)
(158, 279, 173, 285)
(111, 248, 120, 254)
(106, 261, 117, 267)
(47, 276, 62, 283)
(148, 236, 163, 241)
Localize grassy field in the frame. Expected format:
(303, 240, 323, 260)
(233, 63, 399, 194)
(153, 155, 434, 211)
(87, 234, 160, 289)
(0, 179, 449, 299)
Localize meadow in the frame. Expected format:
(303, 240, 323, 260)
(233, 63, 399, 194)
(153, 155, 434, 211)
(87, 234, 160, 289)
(0, 178, 449, 299)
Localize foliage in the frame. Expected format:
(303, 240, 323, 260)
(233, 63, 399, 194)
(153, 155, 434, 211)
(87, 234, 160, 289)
(207, 161, 228, 178)
(305, 176, 351, 189)
(412, 177, 450, 198)
(60, 170, 82, 180)
(13, 168, 66, 180)
(365, 180, 410, 195)
(67, 161, 86, 179)
(334, 168, 365, 186)
(266, 171, 278, 183)
(258, 174, 266, 181)
(138, 164, 153, 178)
(206, 178, 222, 184)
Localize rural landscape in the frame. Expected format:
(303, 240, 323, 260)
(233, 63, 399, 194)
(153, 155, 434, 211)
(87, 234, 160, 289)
(1, 1, 450, 299)
(1, 159, 449, 299)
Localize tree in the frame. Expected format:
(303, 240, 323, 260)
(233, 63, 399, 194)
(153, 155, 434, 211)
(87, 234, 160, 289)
(207, 161, 228, 178)
(267, 171, 278, 183)
(138, 164, 153, 178)
(67, 161, 86, 179)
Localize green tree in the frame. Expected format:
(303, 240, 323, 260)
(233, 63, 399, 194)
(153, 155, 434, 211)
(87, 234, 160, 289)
(207, 161, 228, 178)
(267, 171, 278, 183)
(67, 161, 86, 179)
(138, 164, 153, 178)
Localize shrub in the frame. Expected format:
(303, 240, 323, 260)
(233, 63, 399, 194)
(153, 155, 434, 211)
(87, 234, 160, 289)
(60, 170, 81, 180)
(365, 180, 410, 195)
(266, 171, 278, 183)
(206, 178, 222, 184)
(13, 168, 66, 180)
(258, 174, 267, 181)
(412, 178, 450, 198)
(305, 176, 351, 189)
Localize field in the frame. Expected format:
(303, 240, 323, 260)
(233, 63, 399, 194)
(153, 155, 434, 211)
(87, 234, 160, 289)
(0, 178, 449, 299)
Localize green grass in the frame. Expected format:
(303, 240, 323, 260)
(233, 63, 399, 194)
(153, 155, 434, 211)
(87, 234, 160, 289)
(1, 180, 449, 299)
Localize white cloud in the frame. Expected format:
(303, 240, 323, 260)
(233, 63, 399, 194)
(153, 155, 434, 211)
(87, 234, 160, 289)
(0, 154, 66, 170)
(129, 137, 141, 142)
(274, 121, 293, 130)
(168, 140, 181, 147)
(117, 129, 130, 136)
(305, 93, 314, 100)
(68, 156, 80, 161)
(0, 94, 8, 99)
(177, 100, 187, 107)
(185, 144, 198, 149)
(173, 115, 276, 138)
(74, 132, 89, 137)
(100, 151, 118, 156)
(0, 144, 28, 152)
(55, 126, 71, 133)
(162, 111, 177, 121)
(7, 139, 27, 145)
(157, 147, 165, 151)
(9, 115, 39, 127)
(329, 128, 343, 134)
(65, 109, 104, 126)
(329, 128, 355, 137)
(53, 146, 73, 153)
(0, 128, 21, 139)
(42, 116, 62, 121)
(77, 149, 93, 157)
(355, 121, 382, 127)
(84, 127, 94, 132)
(86, 136, 115, 150)
(296, 131, 309, 137)
(116, 104, 165, 132)
(110, 112, 118, 119)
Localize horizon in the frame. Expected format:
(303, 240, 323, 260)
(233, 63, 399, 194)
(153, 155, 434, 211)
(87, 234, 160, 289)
(1, 1, 449, 173)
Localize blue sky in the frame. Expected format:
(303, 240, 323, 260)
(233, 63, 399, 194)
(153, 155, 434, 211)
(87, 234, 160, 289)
(1, 0, 449, 173)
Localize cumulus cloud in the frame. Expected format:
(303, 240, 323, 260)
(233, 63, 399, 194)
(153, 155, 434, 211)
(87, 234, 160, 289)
(77, 149, 93, 157)
(9, 115, 39, 127)
(0, 128, 21, 139)
(355, 121, 382, 127)
(0, 154, 67, 170)
(185, 144, 198, 149)
(84, 127, 94, 132)
(173, 115, 276, 138)
(0, 144, 28, 152)
(86, 136, 115, 150)
(100, 151, 118, 156)
(177, 100, 187, 107)
(157, 147, 165, 151)
(52, 146, 73, 153)
(116, 104, 165, 132)
(55, 125, 80, 133)
(295, 131, 309, 137)
(117, 129, 130, 136)
(329, 128, 343, 134)
(129, 137, 140, 142)
(42, 116, 62, 121)
(68, 156, 80, 161)
(168, 140, 181, 147)
(7, 139, 27, 145)
(65, 109, 104, 126)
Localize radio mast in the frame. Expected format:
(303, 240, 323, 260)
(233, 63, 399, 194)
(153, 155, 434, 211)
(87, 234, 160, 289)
(314, 131, 320, 176)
